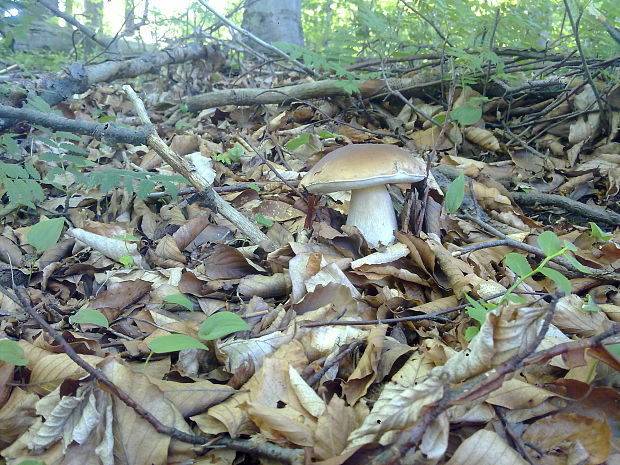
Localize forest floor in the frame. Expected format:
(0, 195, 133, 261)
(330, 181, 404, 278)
(1, 49, 619, 465)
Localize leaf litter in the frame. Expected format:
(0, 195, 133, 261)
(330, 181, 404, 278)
(0, 51, 619, 465)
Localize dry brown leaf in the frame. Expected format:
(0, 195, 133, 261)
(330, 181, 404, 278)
(463, 126, 500, 151)
(446, 429, 529, 465)
(344, 325, 387, 404)
(523, 412, 612, 465)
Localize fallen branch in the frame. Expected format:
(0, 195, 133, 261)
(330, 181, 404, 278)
(124, 85, 275, 250)
(0, 95, 275, 249)
(184, 76, 443, 112)
(1, 42, 224, 130)
(511, 191, 620, 226)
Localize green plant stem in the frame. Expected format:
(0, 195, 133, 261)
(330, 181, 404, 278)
(498, 247, 568, 306)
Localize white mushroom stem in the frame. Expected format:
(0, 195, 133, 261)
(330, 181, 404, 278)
(347, 184, 398, 247)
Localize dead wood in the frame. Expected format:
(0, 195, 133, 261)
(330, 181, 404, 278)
(0, 42, 225, 131)
(184, 75, 443, 111)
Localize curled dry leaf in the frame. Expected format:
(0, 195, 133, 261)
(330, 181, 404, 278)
(463, 126, 500, 151)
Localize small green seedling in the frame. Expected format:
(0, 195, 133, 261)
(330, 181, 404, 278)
(444, 173, 465, 213)
(198, 311, 250, 340)
(163, 294, 194, 311)
(464, 230, 591, 340)
(69, 309, 109, 329)
(255, 213, 274, 227)
(145, 311, 251, 365)
(588, 222, 611, 241)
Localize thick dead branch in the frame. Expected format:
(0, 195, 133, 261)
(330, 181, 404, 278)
(0, 42, 224, 130)
(511, 191, 620, 226)
(0, 104, 148, 145)
(185, 76, 443, 111)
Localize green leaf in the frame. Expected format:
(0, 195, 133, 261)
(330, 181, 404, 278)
(465, 295, 489, 326)
(589, 222, 611, 241)
(255, 213, 274, 227)
(605, 343, 620, 363)
(332, 80, 360, 95)
(0, 339, 28, 366)
(247, 183, 260, 192)
(562, 240, 577, 252)
(507, 294, 527, 303)
(26, 95, 51, 113)
(285, 133, 311, 150)
(539, 266, 572, 295)
(119, 255, 134, 267)
(464, 326, 479, 341)
(318, 130, 338, 138)
(564, 254, 590, 273)
(148, 334, 208, 353)
(505, 253, 532, 278)
(113, 234, 140, 242)
(26, 217, 64, 252)
(450, 104, 482, 125)
(54, 131, 81, 141)
(198, 311, 251, 341)
(537, 231, 562, 256)
(215, 152, 232, 165)
(69, 309, 109, 328)
(582, 295, 600, 312)
(444, 172, 465, 213)
(227, 144, 244, 163)
(163, 294, 194, 311)
(17, 460, 46, 465)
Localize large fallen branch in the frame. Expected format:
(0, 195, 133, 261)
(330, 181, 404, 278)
(0, 42, 224, 130)
(184, 75, 443, 111)
(0, 98, 275, 250)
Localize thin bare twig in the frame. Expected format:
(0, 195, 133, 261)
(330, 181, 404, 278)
(4, 285, 303, 464)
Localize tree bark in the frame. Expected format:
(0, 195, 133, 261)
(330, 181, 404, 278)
(242, 0, 304, 50)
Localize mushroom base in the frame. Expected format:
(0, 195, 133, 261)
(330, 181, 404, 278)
(346, 184, 398, 247)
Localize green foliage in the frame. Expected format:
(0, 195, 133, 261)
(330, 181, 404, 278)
(146, 311, 251, 363)
(147, 334, 208, 354)
(582, 295, 601, 312)
(450, 105, 482, 126)
(0, 338, 28, 366)
(255, 213, 274, 228)
(215, 143, 244, 165)
(163, 294, 194, 311)
(589, 222, 611, 241)
(465, 231, 591, 340)
(444, 172, 465, 213)
(69, 309, 110, 328)
(198, 311, 251, 341)
(26, 217, 64, 252)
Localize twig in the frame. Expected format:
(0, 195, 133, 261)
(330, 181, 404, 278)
(494, 406, 537, 465)
(123, 85, 276, 250)
(398, 0, 452, 47)
(561, 0, 606, 117)
(4, 285, 303, 464)
(237, 135, 307, 200)
(305, 341, 364, 386)
(510, 191, 620, 227)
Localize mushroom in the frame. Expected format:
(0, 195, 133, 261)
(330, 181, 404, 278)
(299, 144, 426, 247)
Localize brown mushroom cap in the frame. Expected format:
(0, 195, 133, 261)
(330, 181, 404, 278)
(299, 144, 426, 193)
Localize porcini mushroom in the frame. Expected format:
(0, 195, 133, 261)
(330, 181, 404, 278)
(300, 144, 426, 247)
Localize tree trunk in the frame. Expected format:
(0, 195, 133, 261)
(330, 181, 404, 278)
(241, 0, 304, 50)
